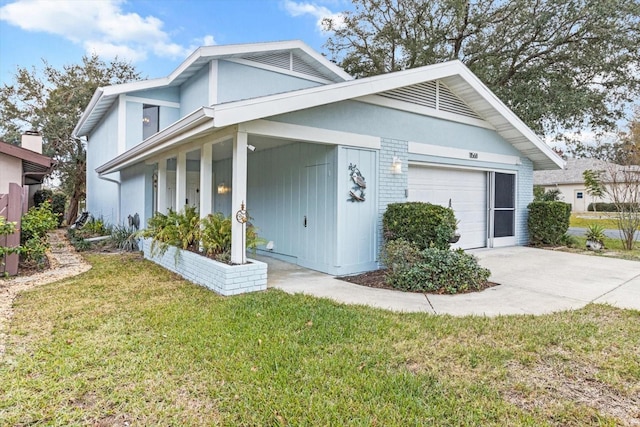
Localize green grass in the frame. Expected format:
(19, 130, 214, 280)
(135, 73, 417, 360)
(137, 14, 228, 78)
(569, 235, 640, 260)
(2, 254, 639, 426)
(570, 214, 619, 229)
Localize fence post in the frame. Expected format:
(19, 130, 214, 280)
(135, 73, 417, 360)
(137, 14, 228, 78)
(0, 183, 22, 275)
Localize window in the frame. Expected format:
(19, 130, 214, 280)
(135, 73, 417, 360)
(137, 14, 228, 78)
(576, 192, 583, 199)
(142, 104, 159, 140)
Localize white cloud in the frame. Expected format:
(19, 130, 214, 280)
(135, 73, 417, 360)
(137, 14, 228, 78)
(0, 0, 207, 62)
(282, 0, 345, 32)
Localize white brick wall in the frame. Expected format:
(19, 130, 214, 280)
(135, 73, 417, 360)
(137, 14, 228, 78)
(142, 239, 267, 296)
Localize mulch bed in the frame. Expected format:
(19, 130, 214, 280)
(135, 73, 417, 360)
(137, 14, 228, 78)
(337, 269, 499, 294)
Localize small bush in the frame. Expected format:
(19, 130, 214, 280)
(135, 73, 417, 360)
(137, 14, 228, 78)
(379, 238, 422, 273)
(383, 202, 456, 250)
(528, 201, 571, 245)
(533, 186, 562, 202)
(110, 224, 139, 252)
(51, 193, 66, 226)
(19, 201, 58, 265)
(385, 247, 490, 294)
(33, 189, 53, 207)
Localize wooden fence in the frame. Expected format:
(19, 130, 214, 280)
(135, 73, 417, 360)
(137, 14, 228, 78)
(0, 183, 23, 276)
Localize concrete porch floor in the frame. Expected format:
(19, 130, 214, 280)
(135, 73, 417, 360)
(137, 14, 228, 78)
(253, 247, 640, 316)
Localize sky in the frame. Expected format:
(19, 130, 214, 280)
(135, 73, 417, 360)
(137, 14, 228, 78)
(0, 0, 352, 85)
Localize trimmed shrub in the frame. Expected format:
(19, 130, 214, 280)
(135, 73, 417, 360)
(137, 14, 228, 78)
(385, 247, 490, 294)
(379, 238, 422, 273)
(383, 202, 456, 250)
(528, 201, 571, 245)
(587, 202, 638, 212)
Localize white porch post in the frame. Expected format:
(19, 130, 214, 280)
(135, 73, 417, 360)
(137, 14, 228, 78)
(200, 142, 213, 218)
(231, 131, 248, 264)
(176, 151, 187, 210)
(157, 159, 168, 213)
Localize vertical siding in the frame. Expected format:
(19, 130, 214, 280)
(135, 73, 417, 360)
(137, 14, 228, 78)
(246, 142, 336, 271)
(213, 159, 232, 215)
(335, 147, 379, 273)
(181, 66, 210, 116)
(120, 163, 147, 225)
(86, 103, 119, 224)
(217, 60, 322, 104)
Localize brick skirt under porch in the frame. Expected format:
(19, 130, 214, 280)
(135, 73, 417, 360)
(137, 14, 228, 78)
(142, 239, 267, 296)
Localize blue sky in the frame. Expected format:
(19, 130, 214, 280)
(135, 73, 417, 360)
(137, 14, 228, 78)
(0, 0, 352, 85)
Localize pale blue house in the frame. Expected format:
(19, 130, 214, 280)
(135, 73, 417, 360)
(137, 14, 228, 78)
(73, 40, 562, 280)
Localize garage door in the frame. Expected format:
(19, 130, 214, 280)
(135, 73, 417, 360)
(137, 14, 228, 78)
(408, 166, 487, 249)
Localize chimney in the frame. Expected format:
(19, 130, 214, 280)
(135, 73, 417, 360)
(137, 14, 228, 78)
(21, 130, 43, 154)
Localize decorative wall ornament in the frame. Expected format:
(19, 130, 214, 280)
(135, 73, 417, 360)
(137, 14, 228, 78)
(348, 163, 366, 202)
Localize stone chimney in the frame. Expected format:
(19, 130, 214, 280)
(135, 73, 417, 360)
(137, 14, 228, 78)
(21, 130, 43, 154)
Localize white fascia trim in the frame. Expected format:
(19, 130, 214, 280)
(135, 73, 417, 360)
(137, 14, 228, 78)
(96, 107, 215, 174)
(408, 141, 522, 166)
(356, 94, 495, 130)
(226, 58, 336, 85)
(455, 66, 564, 169)
(123, 95, 180, 109)
(240, 119, 380, 149)
(73, 87, 104, 137)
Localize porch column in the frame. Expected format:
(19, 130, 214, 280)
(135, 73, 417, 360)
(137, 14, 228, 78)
(199, 142, 213, 218)
(231, 131, 248, 264)
(176, 151, 187, 210)
(157, 159, 168, 213)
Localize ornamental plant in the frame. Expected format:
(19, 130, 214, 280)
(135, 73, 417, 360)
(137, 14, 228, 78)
(383, 202, 456, 250)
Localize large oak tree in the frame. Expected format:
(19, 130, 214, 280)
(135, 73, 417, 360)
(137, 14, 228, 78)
(324, 0, 640, 139)
(0, 55, 141, 223)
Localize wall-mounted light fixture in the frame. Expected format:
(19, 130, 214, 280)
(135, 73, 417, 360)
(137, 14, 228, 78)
(217, 182, 230, 194)
(391, 156, 402, 174)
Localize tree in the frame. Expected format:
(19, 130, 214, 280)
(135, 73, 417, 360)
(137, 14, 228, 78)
(324, 0, 640, 138)
(0, 55, 141, 223)
(533, 186, 561, 202)
(605, 162, 640, 250)
(582, 169, 606, 212)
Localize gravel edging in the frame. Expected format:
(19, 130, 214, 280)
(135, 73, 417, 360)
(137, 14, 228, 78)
(0, 229, 91, 357)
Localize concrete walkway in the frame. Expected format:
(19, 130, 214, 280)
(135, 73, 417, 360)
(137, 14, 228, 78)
(259, 247, 640, 316)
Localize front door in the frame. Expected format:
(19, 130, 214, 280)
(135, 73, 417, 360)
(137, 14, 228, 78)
(300, 163, 332, 270)
(489, 172, 517, 247)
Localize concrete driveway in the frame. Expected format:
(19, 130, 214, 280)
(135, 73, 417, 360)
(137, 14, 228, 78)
(262, 247, 640, 316)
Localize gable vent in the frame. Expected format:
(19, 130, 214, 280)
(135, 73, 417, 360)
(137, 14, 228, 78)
(379, 80, 482, 120)
(241, 51, 337, 82)
(243, 51, 291, 70)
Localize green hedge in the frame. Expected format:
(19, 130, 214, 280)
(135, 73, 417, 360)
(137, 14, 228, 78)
(528, 201, 571, 245)
(382, 202, 456, 250)
(385, 246, 490, 294)
(587, 202, 638, 212)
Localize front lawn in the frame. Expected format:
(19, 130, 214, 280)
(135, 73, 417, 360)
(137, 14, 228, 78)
(568, 236, 640, 261)
(1, 254, 639, 426)
(570, 213, 620, 229)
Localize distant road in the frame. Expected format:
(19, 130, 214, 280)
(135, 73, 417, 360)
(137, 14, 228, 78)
(568, 227, 640, 240)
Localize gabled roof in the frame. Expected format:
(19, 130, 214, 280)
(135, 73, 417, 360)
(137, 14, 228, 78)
(96, 58, 564, 175)
(74, 40, 352, 137)
(0, 141, 55, 184)
(534, 158, 639, 185)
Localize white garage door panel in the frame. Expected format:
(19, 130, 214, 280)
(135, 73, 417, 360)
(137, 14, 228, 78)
(408, 166, 487, 249)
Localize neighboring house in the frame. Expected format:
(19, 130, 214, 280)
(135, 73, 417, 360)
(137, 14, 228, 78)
(0, 133, 54, 210)
(73, 40, 563, 276)
(533, 158, 619, 212)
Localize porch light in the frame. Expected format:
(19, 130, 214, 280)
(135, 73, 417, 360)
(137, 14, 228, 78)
(217, 182, 230, 194)
(391, 156, 402, 174)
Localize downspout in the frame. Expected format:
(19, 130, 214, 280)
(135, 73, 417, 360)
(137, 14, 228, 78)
(98, 172, 121, 224)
